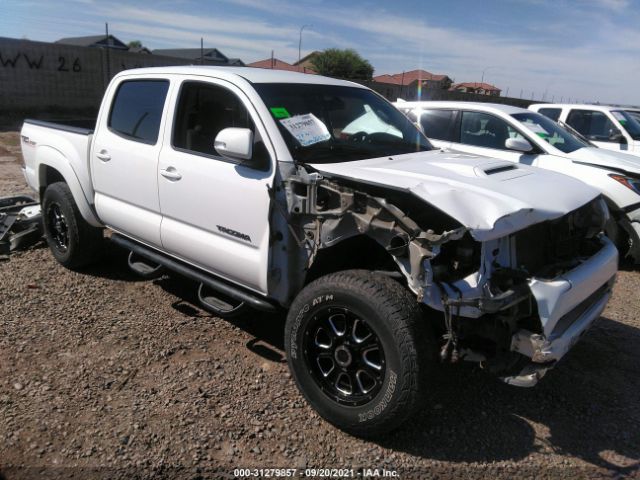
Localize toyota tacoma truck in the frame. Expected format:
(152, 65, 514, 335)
(20, 66, 618, 437)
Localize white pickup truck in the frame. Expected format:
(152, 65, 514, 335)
(20, 66, 618, 436)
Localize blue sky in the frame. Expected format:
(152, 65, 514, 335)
(3, 0, 640, 104)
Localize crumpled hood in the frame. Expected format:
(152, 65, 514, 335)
(568, 147, 640, 175)
(310, 151, 600, 241)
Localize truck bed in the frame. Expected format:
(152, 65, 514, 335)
(20, 119, 97, 217)
(23, 118, 97, 136)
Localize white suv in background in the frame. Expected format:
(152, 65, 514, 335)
(529, 104, 640, 156)
(395, 100, 640, 262)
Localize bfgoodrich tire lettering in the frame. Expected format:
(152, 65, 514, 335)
(285, 270, 435, 437)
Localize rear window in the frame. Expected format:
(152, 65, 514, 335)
(108, 80, 169, 144)
(537, 108, 561, 122)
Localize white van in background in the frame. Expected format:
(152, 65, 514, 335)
(529, 104, 640, 157)
(395, 100, 640, 262)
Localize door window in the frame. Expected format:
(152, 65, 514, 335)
(566, 110, 620, 142)
(172, 81, 269, 164)
(419, 110, 456, 141)
(459, 111, 525, 150)
(108, 80, 169, 144)
(537, 108, 562, 122)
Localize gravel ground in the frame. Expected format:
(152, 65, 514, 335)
(1, 131, 639, 479)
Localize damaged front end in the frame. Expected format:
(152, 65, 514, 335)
(269, 165, 617, 387)
(424, 197, 617, 386)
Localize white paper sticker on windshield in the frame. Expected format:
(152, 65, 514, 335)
(279, 113, 331, 147)
(524, 121, 549, 137)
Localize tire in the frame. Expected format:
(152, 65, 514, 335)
(285, 270, 436, 437)
(42, 182, 103, 269)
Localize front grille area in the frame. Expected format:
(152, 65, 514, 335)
(513, 199, 605, 278)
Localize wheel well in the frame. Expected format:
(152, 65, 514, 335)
(39, 165, 65, 199)
(602, 195, 622, 215)
(304, 235, 403, 285)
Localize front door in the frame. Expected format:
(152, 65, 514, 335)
(157, 79, 275, 294)
(92, 78, 171, 246)
(449, 110, 541, 166)
(565, 109, 627, 152)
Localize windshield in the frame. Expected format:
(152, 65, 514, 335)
(614, 110, 640, 140)
(625, 110, 640, 124)
(511, 112, 590, 154)
(253, 83, 432, 163)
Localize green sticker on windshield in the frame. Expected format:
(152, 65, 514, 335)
(270, 107, 290, 118)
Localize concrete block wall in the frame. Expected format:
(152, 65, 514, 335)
(0, 37, 191, 114)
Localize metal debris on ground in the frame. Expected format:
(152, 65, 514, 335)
(0, 195, 42, 258)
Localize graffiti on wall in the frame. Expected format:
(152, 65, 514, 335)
(0, 52, 82, 72)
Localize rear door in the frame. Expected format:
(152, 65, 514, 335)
(157, 78, 275, 294)
(565, 109, 627, 152)
(415, 109, 457, 150)
(448, 110, 541, 166)
(92, 78, 171, 246)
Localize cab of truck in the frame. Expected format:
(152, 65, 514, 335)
(530, 103, 640, 157)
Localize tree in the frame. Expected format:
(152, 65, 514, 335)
(310, 48, 374, 81)
(127, 40, 143, 49)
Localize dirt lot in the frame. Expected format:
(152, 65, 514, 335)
(1, 130, 639, 479)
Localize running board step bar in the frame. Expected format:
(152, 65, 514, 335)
(111, 234, 277, 313)
(197, 283, 248, 317)
(127, 251, 165, 279)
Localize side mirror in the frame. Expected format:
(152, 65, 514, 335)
(214, 128, 253, 161)
(609, 130, 626, 144)
(505, 137, 533, 153)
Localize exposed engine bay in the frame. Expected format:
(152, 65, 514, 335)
(268, 164, 616, 385)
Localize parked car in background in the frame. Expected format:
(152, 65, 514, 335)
(625, 108, 640, 124)
(529, 104, 640, 157)
(395, 101, 640, 262)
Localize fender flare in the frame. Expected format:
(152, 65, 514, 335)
(36, 146, 102, 227)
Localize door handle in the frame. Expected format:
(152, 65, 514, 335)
(96, 150, 111, 162)
(160, 167, 182, 181)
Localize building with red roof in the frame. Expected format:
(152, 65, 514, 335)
(372, 69, 453, 100)
(450, 82, 501, 96)
(247, 57, 316, 74)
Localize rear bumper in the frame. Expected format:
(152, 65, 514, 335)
(507, 236, 617, 383)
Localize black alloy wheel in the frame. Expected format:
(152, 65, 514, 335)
(304, 307, 385, 407)
(46, 202, 69, 252)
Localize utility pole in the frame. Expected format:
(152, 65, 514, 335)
(298, 25, 312, 64)
(200, 37, 204, 65)
(105, 22, 110, 84)
(481, 66, 497, 84)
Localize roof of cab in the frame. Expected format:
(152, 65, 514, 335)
(395, 100, 527, 115)
(529, 103, 630, 111)
(113, 65, 367, 88)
